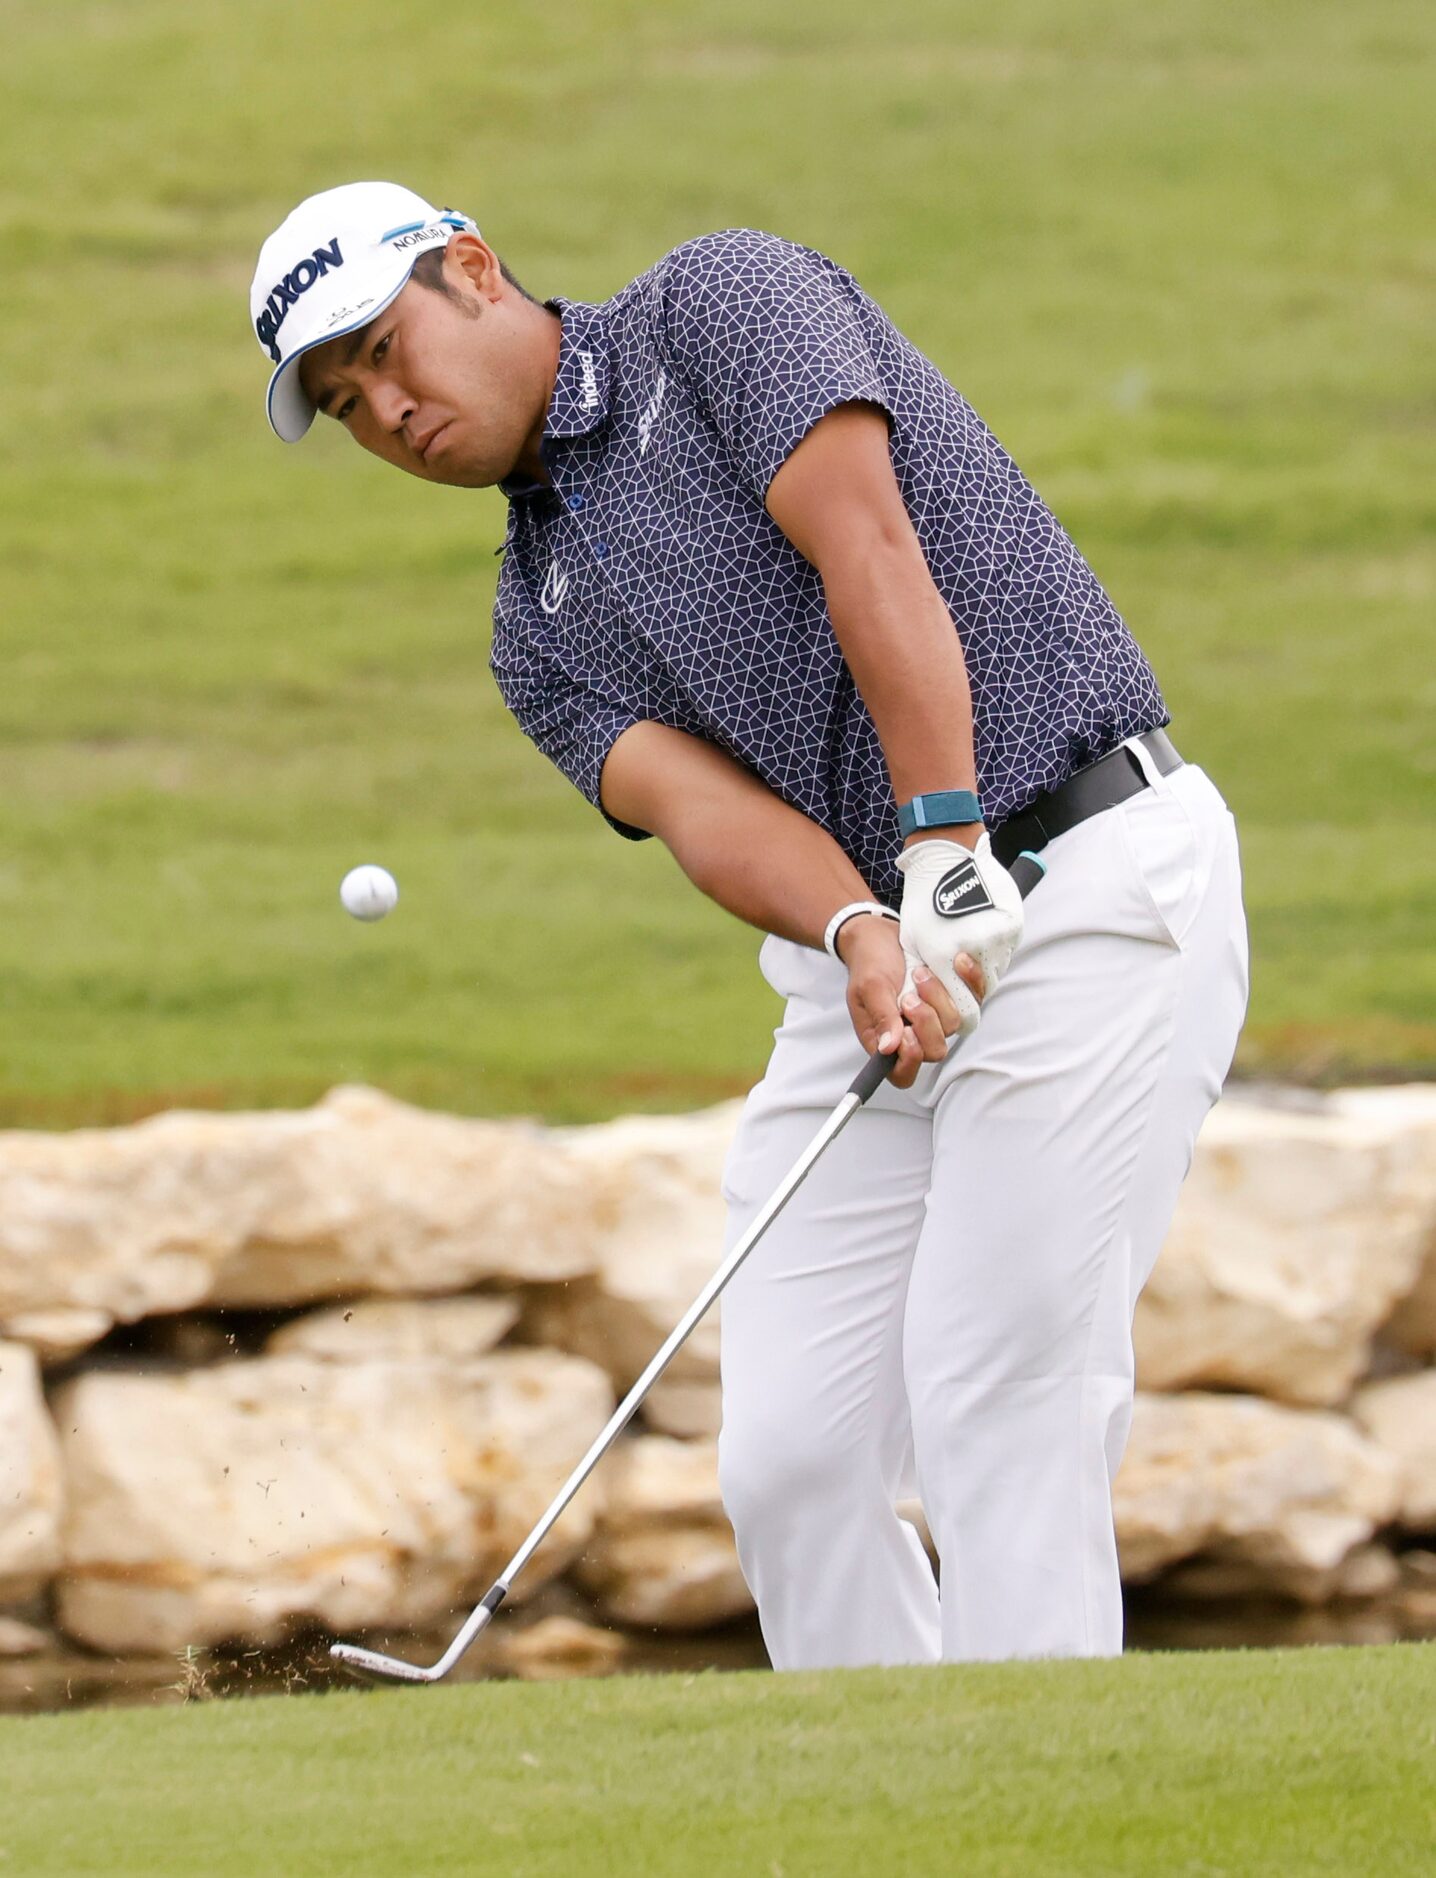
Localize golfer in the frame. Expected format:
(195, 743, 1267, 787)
(251, 182, 1248, 1668)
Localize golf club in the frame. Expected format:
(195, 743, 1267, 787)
(330, 849, 1048, 1683)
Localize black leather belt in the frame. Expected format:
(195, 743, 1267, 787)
(989, 728, 1183, 870)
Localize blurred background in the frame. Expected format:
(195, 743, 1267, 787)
(3, 0, 1432, 1130)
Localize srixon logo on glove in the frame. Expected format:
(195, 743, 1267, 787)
(932, 856, 996, 918)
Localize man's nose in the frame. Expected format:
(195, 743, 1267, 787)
(368, 379, 415, 434)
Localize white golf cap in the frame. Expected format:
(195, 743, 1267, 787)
(250, 181, 479, 442)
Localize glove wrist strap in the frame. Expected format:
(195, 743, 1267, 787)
(897, 789, 983, 837)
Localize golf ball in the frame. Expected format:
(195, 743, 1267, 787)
(340, 864, 399, 922)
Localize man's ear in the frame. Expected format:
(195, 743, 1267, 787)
(445, 232, 504, 305)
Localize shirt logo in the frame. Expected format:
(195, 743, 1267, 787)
(578, 351, 601, 413)
(638, 370, 667, 454)
(932, 859, 995, 918)
(254, 237, 344, 363)
(540, 561, 570, 615)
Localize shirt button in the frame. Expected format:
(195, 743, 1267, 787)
(566, 492, 585, 512)
(593, 540, 608, 559)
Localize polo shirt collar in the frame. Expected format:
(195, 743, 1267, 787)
(544, 298, 613, 439)
(500, 298, 612, 501)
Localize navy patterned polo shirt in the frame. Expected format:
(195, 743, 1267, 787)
(490, 229, 1167, 908)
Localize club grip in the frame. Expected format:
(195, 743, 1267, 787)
(845, 849, 1048, 1105)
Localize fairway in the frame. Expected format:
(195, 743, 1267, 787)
(2, 0, 1432, 1127)
(3, 1649, 1432, 1874)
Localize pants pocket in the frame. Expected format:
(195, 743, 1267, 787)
(758, 933, 836, 1001)
(1115, 768, 1218, 950)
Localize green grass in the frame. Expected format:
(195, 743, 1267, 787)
(3, 1650, 1433, 1874)
(3, 1, 1433, 1125)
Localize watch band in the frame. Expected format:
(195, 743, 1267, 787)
(823, 901, 900, 961)
(897, 789, 984, 838)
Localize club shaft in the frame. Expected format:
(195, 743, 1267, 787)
(498, 1086, 864, 1590)
(348, 1089, 865, 1683)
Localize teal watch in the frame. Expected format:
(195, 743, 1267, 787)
(897, 789, 983, 838)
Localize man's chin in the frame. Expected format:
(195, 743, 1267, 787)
(445, 468, 498, 490)
(420, 452, 494, 490)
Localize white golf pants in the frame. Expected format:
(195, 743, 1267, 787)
(716, 754, 1249, 1669)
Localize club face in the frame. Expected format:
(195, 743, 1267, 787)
(330, 1642, 443, 1684)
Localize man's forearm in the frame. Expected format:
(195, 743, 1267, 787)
(601, 720, 879, 952)
(663, 766, 879, 952)
(819, 528, 981, 826)
(763, 404, 981, 843)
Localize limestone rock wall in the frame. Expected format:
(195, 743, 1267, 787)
(0, 1086, 600, 1361)
(0, 1083, 1432, 1661)
(53, 1349, 612, 1653)
(1132, 1086, 1436, 1404)
(0, 1341, 63, 1601)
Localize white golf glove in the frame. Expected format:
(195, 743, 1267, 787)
(894, 833, 1024, 1039)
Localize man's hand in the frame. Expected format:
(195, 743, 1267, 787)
(837, 913, 987, 1090)
(894, 834, 1023, 1038)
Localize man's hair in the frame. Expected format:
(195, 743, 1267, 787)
(410, 245, 535, 305)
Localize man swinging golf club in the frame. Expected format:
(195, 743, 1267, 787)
(251, 181, 1248, 1670)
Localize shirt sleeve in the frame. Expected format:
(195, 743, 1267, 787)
(657, 229, 893, 500)
(489, 631, 652, 843)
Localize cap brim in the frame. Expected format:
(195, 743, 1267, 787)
(264, 270, 413, 443)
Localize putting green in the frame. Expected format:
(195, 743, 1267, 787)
(3, 1648, 1432, 1874)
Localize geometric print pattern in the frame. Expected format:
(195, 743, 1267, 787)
(490, 229, 1167, 908)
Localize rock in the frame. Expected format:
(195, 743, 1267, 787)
(1160, 1541, 1402, 1607)
(52, 1348, 613, 1653)
(579, 1524, 752, 1633)
(1396, 1585, 1436, 1632)
(1134, 1091, 1436, 1406)
(642, 1378, 722, 1440)
(1338, 1088, 1436, 1358)
(1114, 1392, 1403, 1585)
(1400, 1548, 1436, 1585)
(0, 1087, 603, 1355)
(1393, 1549, 1436, 1632)
(525, 1106, 742, 1398)
(493, 1614, 629, 1681)
(0, 1615, 50, 1658)
(1, 1310, 114, 1366)
(574, 1437, 752, 1630)
(266, 1295, 520, 1363)
(1386, 1264, 1436, 1361)
(1333, 1540, 1405, 1600)
(1360, 1342, 1426, 1385)
(0, 1341, 63, 1600)
(1352, 1371, 1436, 1532)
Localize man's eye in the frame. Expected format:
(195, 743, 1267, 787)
(372, 332, 392, 365)
(337, 395, 358, 423)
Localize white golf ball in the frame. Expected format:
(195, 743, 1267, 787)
(340, 864, 399, 922)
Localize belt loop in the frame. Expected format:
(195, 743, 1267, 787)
(1123, 733, 1166, 792)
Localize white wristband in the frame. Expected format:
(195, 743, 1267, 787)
(823, 901, 899, 962)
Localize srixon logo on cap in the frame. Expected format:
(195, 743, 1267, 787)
(932, 856, 995, 919)
(254, 238, 344, 363)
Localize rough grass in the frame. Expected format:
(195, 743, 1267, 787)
(2, 0, 1433, 1125)
(2, 1649, 1433, 1875)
